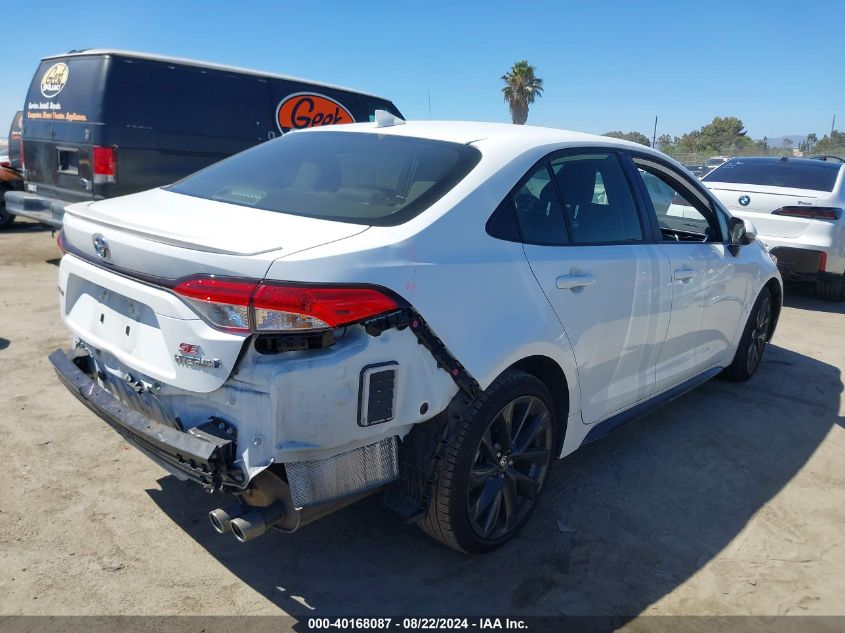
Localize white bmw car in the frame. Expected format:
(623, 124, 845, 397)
(51, 117, 782, 553)
(703, 156, 845, 301)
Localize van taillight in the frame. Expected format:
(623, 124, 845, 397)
(172, 278, 399, 333)
(772, 206, 842, 221)
(92, 146, 116, 183)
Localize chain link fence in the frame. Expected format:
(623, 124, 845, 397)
(662, 146, 845, 168)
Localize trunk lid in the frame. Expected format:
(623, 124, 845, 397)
(60, 188, 368, 391)
(706, 182, 831, 239)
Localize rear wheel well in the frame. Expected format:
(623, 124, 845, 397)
(509, 355, 569, 452)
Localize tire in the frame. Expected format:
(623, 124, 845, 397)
(0, 195, 16, 230)
(815, 276, 845, 302)
(419, 369, 558, 554)
(722, 287, 774, 382)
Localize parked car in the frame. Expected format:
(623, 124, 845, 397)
(704, 156, 730, 173)
(0, 113, 24, 229)
(7, 110, 23, 171)
(703, 156, 845, 301)
(5, 49, 402, 229)
(50, 120, 781, 553)
(0, 154, 24, 229)
(685, 164, 707, 178)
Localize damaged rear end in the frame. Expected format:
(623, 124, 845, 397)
(50, 130, 481, 540)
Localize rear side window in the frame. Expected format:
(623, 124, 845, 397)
(105, 58, 272, 140)
(168, 130, 481, 226)
(550, 153, 643, 244)
(511, 164, 569, 244)
(704, 159, 840, 192)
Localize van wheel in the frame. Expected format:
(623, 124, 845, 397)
(815, 276, 845, 302)
(723, 288, 773, 382)
(419, 369, 557, 554)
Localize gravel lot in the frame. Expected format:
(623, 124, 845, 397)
(1, 219, 843, 623)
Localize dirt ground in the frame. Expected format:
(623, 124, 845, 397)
(0, 219, 843, 624)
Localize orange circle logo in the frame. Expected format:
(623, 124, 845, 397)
(276, 93, 355, 133)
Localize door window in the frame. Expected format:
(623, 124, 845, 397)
(635, 160, 722, 242)
(549, 154, 643, 244)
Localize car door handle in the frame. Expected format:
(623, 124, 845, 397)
(556, 272, 596, 291)
(673, 266, 696, 282)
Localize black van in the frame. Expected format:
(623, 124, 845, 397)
(4, 49, 402, 229)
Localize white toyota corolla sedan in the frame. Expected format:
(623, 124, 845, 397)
(51, 116, 782, 553)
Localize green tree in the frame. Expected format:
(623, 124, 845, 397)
(800, 133, 818, 153)
(814, 131, 844, 154)
(676, 116, 751, 154)
(656, 133, 674, 152)
(501, 61, 543, 125)
(603, 130, 651, 146)
(782, 137, 793, 149)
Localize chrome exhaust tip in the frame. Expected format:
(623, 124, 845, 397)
(208, 505, 243, 535)
(230, 503, 286, 543)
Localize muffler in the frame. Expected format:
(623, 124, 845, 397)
(208, 504, 245, 535)
(230, 503, 287, 543)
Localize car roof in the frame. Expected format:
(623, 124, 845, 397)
(41, 49, 389, 100)
(299, 119, 665, 156)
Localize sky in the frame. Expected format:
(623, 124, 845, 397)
(1, 0, 842, 141)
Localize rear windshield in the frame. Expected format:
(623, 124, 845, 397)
(168, 131, 481, 226)
(704, 159, 840, 192)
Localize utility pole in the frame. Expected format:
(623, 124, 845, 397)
(428, 90, 432, 120)
(832, 114, 836, 136)
(653, 115, 658, 148)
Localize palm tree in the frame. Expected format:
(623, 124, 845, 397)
(501, 61, 543, 125)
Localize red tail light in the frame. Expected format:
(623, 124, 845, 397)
(772, 206, 842, 221)
(819, 251, 827, 273)
(92, 146, 117, 183)
(172, 278, 399, 333)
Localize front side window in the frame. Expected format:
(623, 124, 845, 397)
(636, 159, 721, 242)
(550, 153, 643, 244)
(168, 131, 480, 226)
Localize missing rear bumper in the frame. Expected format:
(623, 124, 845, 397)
(48, 348, 244, 490)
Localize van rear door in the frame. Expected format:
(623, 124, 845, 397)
(21, 56, 107, 206)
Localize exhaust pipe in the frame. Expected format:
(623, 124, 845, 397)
(230, 502, 287, 543)
(208, 504, 245, 535)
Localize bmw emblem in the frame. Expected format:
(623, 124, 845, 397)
(738, 195, 750, 206)
(92, 234, 111, 260)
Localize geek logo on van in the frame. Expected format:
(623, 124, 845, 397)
(276, 93, 355, 134)
(40, 63, 69, 99)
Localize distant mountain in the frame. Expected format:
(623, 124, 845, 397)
(762, 134, 806, 149)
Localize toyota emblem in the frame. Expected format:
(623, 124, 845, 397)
(92, 234, 111, 260)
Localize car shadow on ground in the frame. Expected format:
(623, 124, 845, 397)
(783, 283, 845, 315)
(0, 221, 52, 234)
(147, 342, 842, 624)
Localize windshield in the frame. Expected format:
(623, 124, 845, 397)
(704, 158, 840, 192)
(168, 131, 481, 226)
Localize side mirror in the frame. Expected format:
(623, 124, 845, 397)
(729, 217, 757, 250)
